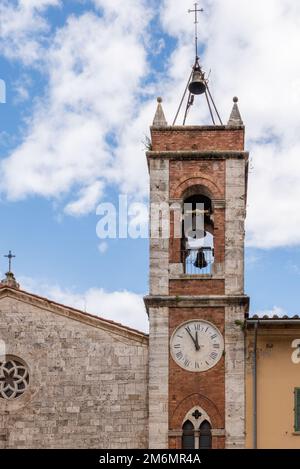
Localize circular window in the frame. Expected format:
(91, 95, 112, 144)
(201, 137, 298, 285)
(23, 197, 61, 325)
(0, 357, 29, 400)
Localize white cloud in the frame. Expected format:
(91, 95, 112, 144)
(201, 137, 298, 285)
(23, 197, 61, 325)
(254, 306, 286, 318)
(64, 181, 104, 216)
(1, 0, 300, 249)
(0, 0, 61, 64)
(0, 79, 6, 103)
(20, 276, 148, 333)
(0, 6, 152, 208)
(98, 241, 108, 254)
(159, 0, 300, 248)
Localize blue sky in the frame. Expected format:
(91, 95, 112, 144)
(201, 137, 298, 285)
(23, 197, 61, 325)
(1, 0, 300, 332)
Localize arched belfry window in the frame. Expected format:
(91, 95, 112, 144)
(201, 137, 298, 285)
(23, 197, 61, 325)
(182, 420, 195, 449)
(199, 420, 212, 449)
(181, 192, 214, 275)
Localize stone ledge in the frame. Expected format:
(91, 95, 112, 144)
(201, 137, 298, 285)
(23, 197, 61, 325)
(169, 275, 225, 280)
(150, 125, 244, 131)
(144, 295, 250, 311)
(147, 150, 249, 160)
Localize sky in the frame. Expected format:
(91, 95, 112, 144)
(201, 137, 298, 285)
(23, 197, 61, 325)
(1, 0, 300, 333)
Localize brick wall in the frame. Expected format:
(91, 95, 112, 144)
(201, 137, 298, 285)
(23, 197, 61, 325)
(169, 279, 225, 296)
(168, 307, 225, 449)
(151, 127, 244, 152)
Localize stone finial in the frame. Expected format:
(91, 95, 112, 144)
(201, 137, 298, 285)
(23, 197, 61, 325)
(152, 97, 167, 127)
(227, 96, 243, 126)
(0, 272, 20, 289)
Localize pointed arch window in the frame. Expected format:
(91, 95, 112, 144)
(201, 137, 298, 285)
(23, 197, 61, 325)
(199, 420, 212, 449)
(182, 420, 195, 449)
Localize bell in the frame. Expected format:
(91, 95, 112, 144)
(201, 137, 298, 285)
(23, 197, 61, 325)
(188, 68, 206, 95)
(186, 229, 206, 239)
(194, 249, 208, 269)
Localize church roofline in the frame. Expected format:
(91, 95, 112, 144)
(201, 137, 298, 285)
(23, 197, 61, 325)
(247, 316, 300, 328)
(250, 315, 300, 320)
(0, 285, 148, 343)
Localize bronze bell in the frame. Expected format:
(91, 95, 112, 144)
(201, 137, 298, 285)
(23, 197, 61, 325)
(194, 249, 208, 269)
(188, 67, 206, 95)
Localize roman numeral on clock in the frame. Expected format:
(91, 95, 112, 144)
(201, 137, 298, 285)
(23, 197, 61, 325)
(210, 352, 218, 360)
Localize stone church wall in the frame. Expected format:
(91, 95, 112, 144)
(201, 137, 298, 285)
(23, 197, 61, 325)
(0, 293, 148, 448)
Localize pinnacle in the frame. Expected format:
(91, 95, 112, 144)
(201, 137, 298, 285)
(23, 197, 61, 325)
(153, 97, 167, 127)
(227, 97, 243, 126)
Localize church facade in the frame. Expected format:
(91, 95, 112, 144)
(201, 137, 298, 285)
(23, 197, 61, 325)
(1, 98, 300, 449)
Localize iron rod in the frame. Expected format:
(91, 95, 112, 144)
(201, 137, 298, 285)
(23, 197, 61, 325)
(183, 93, 193, 125)
(173, 69, 193, 125)
(204, 89, 216, 125)
(206, 84, 223, 125)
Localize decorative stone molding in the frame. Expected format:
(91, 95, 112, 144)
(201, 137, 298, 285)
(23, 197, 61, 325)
(170, 393, 223, 430)
(182, 406, 211, 428)
(0, 273, 20, 290)
(147, 150, 249, 160)
(144, 295, 250, 311)
(0, 357, 29, 400)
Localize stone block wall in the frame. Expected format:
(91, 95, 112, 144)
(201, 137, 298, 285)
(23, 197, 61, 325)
(0, 293, 148, 449)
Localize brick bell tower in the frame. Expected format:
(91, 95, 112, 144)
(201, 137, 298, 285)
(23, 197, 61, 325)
(144, 10, 249, 449)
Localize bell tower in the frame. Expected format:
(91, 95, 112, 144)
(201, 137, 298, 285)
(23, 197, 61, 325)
(144, 4, 249, 450)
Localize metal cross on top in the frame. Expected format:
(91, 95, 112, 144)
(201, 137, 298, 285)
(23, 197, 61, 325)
(188, 3, 204, 58)
(4, 250, 16, 273)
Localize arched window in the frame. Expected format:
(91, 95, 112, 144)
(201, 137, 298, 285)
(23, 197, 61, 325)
(182, 420, 195, 449)
(199, 420, 212, 449)
(181, 193, 214, 275)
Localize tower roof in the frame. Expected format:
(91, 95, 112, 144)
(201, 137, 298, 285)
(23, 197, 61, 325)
(227, 97, 243, 126)
(153, 97, 167, 127)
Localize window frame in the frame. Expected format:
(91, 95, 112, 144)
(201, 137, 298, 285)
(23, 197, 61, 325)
(294, 388, 300, 432)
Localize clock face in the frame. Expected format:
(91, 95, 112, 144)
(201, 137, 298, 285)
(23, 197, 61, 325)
(170, 320, 224, 372)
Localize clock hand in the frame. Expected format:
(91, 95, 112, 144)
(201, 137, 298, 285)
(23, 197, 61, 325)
(185, 327, 199, 351)
(195, 331, 200, 351)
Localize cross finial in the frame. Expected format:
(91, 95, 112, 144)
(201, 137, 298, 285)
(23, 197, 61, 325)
(188, 3, 204, 59)
(4, 250, 16, 273)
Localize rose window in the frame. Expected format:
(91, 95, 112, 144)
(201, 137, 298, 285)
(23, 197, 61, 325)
(0, 358, 29, 399)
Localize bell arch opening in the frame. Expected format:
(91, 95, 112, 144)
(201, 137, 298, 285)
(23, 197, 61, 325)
(181, 190, 214, 275)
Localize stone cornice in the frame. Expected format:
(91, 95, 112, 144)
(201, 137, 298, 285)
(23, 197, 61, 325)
(144, 294, 249, 311)
(146, 150, 249, 160)
(247, 319, 300, 332)
(0, 287, 148, 344)
(150, 125, 244, 131)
